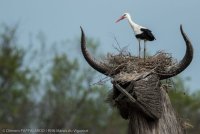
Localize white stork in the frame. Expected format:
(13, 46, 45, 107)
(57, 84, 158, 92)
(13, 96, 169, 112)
(116, 13, 156, 61)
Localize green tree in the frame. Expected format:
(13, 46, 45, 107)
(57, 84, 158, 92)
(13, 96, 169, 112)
(169, 77, 200, 134)
(1, 24, 199, 134)
(37, 39, 127, 133)
(0, 25, 38, 129)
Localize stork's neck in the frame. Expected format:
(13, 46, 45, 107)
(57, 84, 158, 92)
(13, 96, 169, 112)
(126, 16, 139, 30)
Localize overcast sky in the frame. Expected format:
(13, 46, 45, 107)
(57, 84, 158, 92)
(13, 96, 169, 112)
(0, 0, 199, 91)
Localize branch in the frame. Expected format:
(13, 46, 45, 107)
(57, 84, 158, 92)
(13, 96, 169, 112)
(115, 84, 136, 103)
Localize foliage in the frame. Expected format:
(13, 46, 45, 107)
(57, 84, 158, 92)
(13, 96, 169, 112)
(0, 25, 38, 129)
(0, 24, 199, 134)
(169, 77, 200, 134)
(36, 40, 127, 133)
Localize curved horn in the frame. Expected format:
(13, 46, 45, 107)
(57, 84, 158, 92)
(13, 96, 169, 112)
(159, 25, 193, 80)
(80, 27, 110, 76)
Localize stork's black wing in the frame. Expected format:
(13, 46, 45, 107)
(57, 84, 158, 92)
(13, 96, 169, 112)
(141, 28, 152, 32)
(141, 28, 156, 41)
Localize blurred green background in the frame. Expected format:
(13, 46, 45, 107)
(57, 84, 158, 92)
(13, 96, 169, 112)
(0, 24, 199, 134)
(0, 1, 200, 134)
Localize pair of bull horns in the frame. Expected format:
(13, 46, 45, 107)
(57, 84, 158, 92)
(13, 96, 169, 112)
(80, 25, 193, 80)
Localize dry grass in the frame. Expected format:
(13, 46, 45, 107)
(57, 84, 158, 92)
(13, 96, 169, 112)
(103, 51, 176, 81)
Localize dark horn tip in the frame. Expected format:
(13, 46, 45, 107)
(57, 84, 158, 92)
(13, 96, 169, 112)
(80, 26, 85, 43)
(180, 24, 184, 36)
(80, 26, 84, 33)
(180, 24, 191, 44)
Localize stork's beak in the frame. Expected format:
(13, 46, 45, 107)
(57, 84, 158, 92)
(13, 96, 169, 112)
(115, 16, 125, 23)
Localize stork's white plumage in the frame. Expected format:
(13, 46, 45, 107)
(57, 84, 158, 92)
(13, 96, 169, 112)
(116, 13, 156, 60)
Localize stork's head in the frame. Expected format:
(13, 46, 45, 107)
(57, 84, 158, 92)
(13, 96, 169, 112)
(115, 13, 131, 23)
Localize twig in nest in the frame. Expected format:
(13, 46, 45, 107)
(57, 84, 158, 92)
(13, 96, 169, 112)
(90, 76, 111, 86)
(114, 36, 121, 50)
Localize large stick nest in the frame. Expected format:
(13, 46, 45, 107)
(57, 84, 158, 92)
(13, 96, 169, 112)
(103, 51, 176, 81)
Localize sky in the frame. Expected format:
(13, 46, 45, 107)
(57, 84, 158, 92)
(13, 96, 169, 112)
(0, 0, 199, 91)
